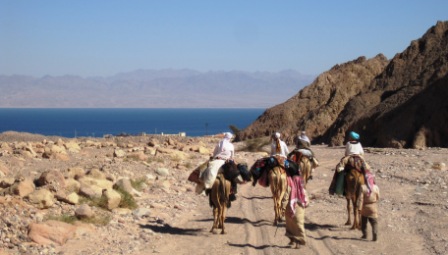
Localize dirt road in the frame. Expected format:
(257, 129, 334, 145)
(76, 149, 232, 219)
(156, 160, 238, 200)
(124, 145, 447, 255)
(0, 135, 437, 255)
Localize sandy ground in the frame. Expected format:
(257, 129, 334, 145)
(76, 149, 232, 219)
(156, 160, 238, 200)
(1, 134, 447, 255)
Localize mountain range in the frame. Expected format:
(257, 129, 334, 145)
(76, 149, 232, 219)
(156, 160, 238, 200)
(0, 70, 315, 108)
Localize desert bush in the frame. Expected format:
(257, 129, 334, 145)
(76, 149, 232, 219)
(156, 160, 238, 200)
(81, 213, 111, 226)
(229, 125, 240, 136)
(115, 187, 138, 209)
(44, 213, 77, 224)
(44, 212, 111, 226)
(131, 177, 146, 191)
(147, 156, 164, 164)
(239, 137, 270, 152)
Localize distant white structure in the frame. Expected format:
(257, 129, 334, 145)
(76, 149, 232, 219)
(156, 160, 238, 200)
(160, 132, 186, 137)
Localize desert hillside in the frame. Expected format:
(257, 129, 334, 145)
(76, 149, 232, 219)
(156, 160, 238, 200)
(238, 21, 448, 149)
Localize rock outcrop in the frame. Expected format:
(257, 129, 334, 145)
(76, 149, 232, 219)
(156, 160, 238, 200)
(327, 21, 448, 148)
(237, 21, 448, 148)
(237, 54, 389, 143)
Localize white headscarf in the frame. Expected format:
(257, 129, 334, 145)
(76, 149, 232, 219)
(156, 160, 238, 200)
(224, 132, 233, 140)
(219, 132, 233, 152)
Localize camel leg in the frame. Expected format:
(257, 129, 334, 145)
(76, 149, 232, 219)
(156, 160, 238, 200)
(352, 199, 361, 230)
(220, 205, 227, 234)
(345, 198, 352, 226)
(273, 197, 278, 226)
(281, 184, 290, 219)
(351, 199, 358, 229)
(276, 197, 283, 223)
(270, 174, 278, 226)
(210, 207, 218, 234)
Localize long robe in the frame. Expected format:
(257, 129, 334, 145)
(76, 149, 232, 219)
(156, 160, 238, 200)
(284, 175, 308, 245)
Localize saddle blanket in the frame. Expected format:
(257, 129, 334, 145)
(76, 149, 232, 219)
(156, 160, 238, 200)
(200, 159, 226, 190)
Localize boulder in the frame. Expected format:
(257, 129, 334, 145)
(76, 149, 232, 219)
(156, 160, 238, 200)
(28, 220, 76, 245)
(36, 170, 66, 190)
(75, 204, 94, 219)
(101, 188, 121, 210)
(26, 189, 55, 209)
(12, 179, 35, 197)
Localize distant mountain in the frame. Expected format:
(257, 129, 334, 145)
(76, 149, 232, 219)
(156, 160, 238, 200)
(237, 21, 448, 148)
(0, 70, 315, 108)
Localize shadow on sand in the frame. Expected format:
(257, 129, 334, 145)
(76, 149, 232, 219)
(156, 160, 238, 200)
(139, 223, 202, 236)
(196, 216, 273, 227)
(241, 195, 272, 200)
(305, 221, 362, 241)
(227, 242, 291, 250)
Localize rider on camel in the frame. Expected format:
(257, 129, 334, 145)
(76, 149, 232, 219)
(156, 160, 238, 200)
(271, 132, 289, 158)
(292, 130, 319, 179)
(211, 132, 239, 201)
(329, 131, 371, 195)
(195, 132, 234, 196)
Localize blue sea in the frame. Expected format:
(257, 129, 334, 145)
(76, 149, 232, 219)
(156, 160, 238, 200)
(0, 108, 265, 138)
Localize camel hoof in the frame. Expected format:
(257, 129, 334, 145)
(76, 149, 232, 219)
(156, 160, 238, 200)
(221, 231, 226, 235)
(345, 222, 351, 226)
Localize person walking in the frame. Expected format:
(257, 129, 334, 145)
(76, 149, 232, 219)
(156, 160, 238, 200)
(357, 177, 380, 241)
(284, 174, 308, 248)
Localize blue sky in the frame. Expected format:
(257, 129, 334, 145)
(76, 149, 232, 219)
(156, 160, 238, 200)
(1, 0, 447, 77)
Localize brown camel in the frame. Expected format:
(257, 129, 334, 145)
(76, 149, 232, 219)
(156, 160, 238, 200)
(209, 161, 252, 234)
(250, 156, 287, 225)
(209, 173, 231, 234)
(288, 150, 313, 188)
(269, 165, 287, 225)
(343, 156, 366, 230)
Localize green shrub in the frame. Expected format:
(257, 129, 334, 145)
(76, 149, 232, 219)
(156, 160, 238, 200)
(44, 213, 77, 224)
(115, 187, 138, 209)
(131, 177, 146, 191)
(44, 212, 111, 226)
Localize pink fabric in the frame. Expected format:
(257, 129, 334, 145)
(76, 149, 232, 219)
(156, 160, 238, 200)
(365, 171, 375, 196)
(287, 175, 307, 218)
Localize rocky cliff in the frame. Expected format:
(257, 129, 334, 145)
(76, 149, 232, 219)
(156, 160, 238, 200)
(237, 21, 448, 148)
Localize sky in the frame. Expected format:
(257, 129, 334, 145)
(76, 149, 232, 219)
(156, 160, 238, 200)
(1, 0, 447, 78)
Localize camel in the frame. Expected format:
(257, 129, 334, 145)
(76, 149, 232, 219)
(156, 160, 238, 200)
(287, 150, 313, 188)
(209, 172, 231, 234)
(269, 165, 287, 225)
(342, 156, 366, 230)
(209, 161, 251, 234)
(250, 156, 289, 225)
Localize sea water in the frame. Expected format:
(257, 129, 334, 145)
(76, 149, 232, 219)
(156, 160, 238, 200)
(0, 108, 265, 138)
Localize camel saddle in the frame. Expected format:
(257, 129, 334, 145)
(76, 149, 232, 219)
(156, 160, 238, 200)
(345, 155, 366, 173)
